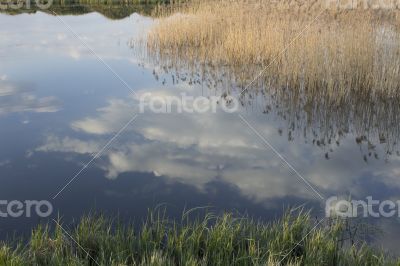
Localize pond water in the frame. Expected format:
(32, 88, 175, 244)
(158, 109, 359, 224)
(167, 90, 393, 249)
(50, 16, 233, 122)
(1, 6, 400, 253)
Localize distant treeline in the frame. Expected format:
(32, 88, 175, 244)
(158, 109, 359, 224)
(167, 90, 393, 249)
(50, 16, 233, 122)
(0, 0, 174, 19)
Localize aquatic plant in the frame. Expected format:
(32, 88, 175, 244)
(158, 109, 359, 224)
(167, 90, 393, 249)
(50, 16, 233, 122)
(0, 209, 397, 265)
(147, 0, 400, 98)
(138, 0, 400, 160)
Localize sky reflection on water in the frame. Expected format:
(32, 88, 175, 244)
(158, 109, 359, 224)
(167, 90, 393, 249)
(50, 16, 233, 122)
(0, 10, 400, 253)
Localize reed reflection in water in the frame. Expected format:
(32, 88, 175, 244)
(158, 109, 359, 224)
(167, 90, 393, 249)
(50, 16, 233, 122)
(137, 0, 400, 162)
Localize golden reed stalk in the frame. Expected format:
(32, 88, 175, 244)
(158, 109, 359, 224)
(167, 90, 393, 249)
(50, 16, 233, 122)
(146, 0, 400, 98)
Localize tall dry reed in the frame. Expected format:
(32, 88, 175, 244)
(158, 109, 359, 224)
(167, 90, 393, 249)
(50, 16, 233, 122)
(146, 0, 400, 98)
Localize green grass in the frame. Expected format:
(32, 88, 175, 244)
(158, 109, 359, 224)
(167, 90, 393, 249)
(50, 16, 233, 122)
(0, 209, 397, 265)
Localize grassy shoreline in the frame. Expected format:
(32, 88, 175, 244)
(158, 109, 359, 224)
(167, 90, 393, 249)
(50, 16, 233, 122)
(0, 209, 397, 265)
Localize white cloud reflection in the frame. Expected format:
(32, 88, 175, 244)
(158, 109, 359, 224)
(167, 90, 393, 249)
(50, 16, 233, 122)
(0, 79, 60, 116)
(36, 135, 102, 154)
(35, 85, 400, 204)
(0, 12, 153, 62)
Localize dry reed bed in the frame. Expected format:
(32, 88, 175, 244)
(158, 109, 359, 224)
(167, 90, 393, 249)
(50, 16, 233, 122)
(146, 0, 400, 98)
(138, 0, 400, 157)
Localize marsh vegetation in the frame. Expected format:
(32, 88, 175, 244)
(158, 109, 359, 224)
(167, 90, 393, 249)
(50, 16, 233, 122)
(0, 209, 397, 265)
(139, 0, 400, 161)
(147, 0, 400, 97)
(2, 1, 399, 264)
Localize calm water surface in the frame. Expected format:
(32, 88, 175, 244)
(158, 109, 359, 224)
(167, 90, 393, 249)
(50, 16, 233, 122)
(1, 9, 400, 253)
